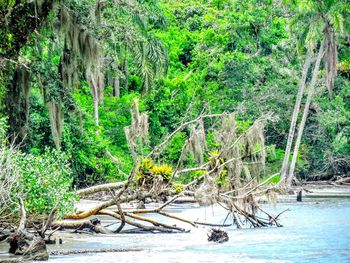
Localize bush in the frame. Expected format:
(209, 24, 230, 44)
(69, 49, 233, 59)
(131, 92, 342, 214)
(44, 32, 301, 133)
(15, 149, 76, 217)
(0, 118, 75, 222)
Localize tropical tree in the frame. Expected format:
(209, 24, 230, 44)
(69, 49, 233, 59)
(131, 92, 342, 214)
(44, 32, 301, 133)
(1, 0, 169, 146)
(281, 0, 350, 186)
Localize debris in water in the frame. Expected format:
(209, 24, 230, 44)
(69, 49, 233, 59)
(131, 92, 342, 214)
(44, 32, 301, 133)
(207, 228, 229, 243)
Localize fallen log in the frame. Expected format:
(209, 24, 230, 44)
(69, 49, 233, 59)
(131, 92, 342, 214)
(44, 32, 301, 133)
(76, 182, 126, 197)
(124, 212, 186, 231)
(51, 219, 110, 234)
(335, 176, 350, 185)
(99, 210, 185, 233)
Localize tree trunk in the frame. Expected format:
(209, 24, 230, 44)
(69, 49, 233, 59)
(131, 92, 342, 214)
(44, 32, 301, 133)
(5, 66, 31, 145)
(113, 77, 120, 97)
(113, 53, 120, 97)
(7, 199, 49, 261)
(286, 41, 325, 187)
(90, 76, 100, 127)
(280, 50, 312, 183)
(123, 45, 129, 90)
(93, 98, 99, 127)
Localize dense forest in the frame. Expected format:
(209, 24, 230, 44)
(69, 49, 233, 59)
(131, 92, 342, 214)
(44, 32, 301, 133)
(0, 0, 350, 259)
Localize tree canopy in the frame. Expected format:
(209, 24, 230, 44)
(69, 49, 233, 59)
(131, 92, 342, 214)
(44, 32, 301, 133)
(0, 0, 349, 189)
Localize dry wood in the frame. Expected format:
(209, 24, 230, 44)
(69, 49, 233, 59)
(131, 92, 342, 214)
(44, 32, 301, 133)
(51, 219, 110, 234)
(77, 182, 126, 197)
(124, 212, 186, 231)
(99, 210, 181, 233)
(59, 110, 284, 235)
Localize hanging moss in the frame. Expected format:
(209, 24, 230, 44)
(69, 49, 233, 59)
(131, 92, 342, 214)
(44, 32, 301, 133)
(60, 6, 105, 125)
(124, 99, 149, 162)
(5, 66, 31, 144)
(194, 115, 268, 206)
(47, 101, 64, 150)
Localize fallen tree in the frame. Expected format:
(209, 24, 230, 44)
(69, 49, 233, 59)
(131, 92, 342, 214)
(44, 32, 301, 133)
(53, 102, 284, 234)
(1, 104, 286, 261)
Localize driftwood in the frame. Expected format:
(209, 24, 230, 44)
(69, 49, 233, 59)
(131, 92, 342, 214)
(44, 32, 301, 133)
(6, 199, 49, 261)
(207, 228, 229, 243)
(51, 218, 110, 234)
(335, 176, 350, 185)
(2, 110, 286, 262)
(77, 181, 125, 197)
(52, 111, 284, 234)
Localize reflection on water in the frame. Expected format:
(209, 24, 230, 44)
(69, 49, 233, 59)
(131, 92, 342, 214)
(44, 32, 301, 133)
(2, 199, 350, 263)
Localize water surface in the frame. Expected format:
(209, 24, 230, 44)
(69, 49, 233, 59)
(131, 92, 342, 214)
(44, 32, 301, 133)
(1, 199, 349, 262)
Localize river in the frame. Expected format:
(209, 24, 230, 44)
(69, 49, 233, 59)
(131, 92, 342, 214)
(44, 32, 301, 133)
(1, 198, 349, 262)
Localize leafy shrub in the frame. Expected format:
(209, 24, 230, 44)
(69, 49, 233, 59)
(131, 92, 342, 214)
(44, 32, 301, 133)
(15, 148, 76, 217)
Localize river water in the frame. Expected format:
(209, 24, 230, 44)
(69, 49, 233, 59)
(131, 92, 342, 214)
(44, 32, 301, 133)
(1, 198, 350, 262)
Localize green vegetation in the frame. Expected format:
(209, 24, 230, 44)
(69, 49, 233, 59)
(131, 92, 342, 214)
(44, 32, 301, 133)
(0, 0, 349, 215)
(0, 118, 75, 221)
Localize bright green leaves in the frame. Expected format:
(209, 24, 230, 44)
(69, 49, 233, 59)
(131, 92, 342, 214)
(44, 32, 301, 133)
(13, 148, 76, 218)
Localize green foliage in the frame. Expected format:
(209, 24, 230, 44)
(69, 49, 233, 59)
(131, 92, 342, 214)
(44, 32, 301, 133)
(15, 149, 76, 217)
(0, 0, 349, 197)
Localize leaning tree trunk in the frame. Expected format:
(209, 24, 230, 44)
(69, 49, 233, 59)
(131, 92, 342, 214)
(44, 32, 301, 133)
(324, 19, 338, 98)
(280, 50, 312, 183)
(286, 41, 325, 187)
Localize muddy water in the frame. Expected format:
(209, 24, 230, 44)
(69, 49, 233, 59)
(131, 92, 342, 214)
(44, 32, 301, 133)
(1, 199, 349, 263)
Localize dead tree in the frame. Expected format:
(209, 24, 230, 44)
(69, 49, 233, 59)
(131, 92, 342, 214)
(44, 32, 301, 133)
(52, 105, 284, 232)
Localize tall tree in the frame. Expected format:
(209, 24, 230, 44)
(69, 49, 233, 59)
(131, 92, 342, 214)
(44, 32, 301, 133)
(280, 50, 312, 182)
(282, 0, 349, 186)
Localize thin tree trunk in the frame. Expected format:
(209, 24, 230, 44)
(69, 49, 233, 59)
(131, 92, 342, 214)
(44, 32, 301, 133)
(123, 45, 128, 90)
(93, 98, 99, 127)
(286, 41, 325, 187)
(280, 50, 312, 183)
(90, 76, 100, 127)
(113, 53, 120, 97)
(113, 77, 120, 97)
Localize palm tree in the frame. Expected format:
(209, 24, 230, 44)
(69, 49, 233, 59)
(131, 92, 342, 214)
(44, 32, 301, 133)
(281, 0, 349, 187)
(102, 0, 169, 96)
(59, 0, 168, 128)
